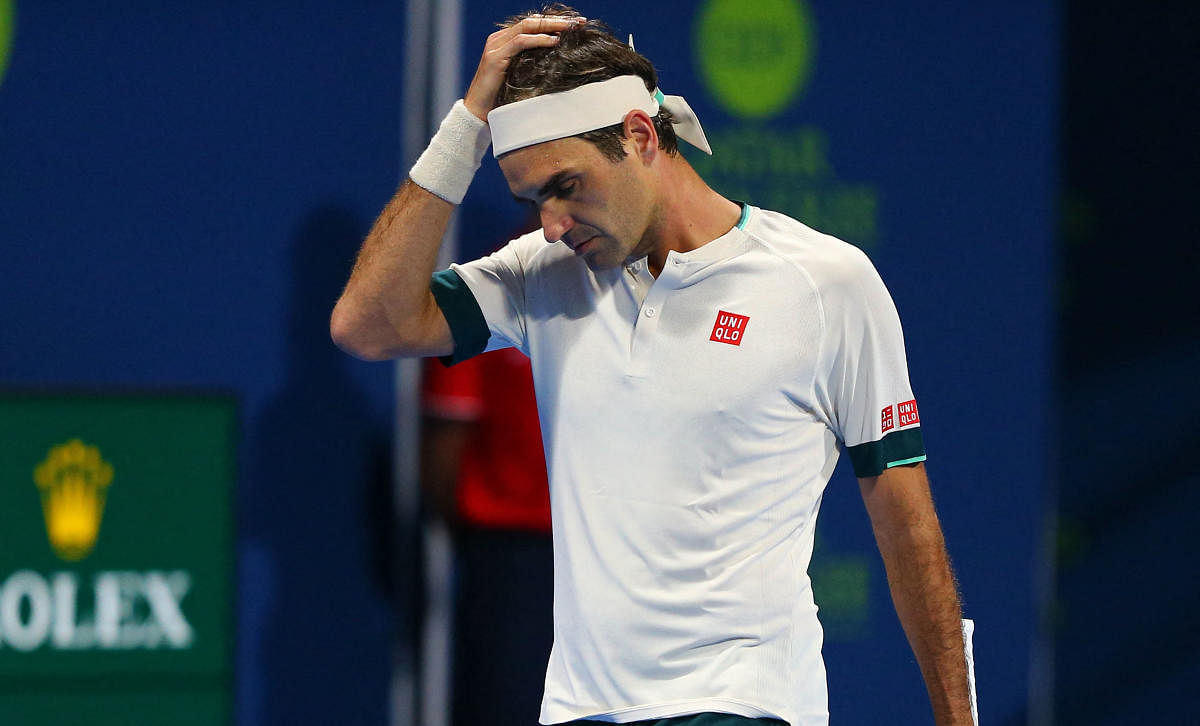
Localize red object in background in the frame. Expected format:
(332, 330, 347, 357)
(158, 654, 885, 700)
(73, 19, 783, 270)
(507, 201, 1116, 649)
(422, 349, 551, 533)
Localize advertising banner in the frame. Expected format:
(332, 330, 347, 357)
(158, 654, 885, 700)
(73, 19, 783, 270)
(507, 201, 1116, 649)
(0, 395, 234, 725)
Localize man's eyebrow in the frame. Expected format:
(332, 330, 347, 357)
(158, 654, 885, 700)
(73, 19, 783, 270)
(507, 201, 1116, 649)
(537, 171, 573, 198)
(513, 171, 575, 203)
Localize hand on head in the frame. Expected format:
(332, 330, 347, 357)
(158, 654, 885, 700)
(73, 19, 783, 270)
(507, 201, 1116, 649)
(464, 14, 587, 121)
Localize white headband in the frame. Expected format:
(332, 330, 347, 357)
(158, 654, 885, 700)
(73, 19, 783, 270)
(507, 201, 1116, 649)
(487, 74, 713, 157)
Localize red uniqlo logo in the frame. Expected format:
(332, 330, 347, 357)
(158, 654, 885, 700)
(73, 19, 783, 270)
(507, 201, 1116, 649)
(881, 405, 895, 433)
(897, 399, 920, 427)
(709, 310, 750, 346)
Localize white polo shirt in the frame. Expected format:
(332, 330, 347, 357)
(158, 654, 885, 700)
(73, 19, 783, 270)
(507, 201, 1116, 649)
(430, 205, 925, 726)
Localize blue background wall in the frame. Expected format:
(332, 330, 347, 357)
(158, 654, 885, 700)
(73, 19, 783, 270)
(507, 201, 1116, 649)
(1, 3, 404, 725)
(1054, 1, 1200, 723)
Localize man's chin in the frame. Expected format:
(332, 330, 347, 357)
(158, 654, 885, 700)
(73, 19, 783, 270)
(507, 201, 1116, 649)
(576, 245, 622, 271)
(582, 254, 619, 271)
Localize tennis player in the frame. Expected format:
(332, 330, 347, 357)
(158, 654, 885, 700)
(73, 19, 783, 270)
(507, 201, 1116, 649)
(333, 7, 974, 725)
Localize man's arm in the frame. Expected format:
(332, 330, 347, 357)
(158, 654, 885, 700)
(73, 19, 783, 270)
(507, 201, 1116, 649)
(858, 462, 974, 725)
(330, 15, 581, 361)
(331, 181, 456, 360)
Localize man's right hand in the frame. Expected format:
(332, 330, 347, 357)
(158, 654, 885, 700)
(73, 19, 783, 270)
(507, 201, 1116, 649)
(463, 14, 586, 121)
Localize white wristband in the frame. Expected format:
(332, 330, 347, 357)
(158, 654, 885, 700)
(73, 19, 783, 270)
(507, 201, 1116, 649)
(408, 100, 491, 205)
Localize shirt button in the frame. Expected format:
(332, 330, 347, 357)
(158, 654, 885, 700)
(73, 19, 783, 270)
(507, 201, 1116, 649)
(673, 256, 685, 265)
(644, 307, 656, 318)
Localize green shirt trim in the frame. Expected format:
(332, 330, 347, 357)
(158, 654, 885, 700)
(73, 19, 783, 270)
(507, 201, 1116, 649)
(429, 269, 490, 365)
(847, 427, 926, 478)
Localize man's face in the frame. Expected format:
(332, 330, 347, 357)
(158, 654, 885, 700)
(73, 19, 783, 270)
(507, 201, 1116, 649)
(499, 136, 656, 270)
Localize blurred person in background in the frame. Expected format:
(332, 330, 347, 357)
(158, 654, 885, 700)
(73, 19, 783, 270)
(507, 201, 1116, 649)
(421, 346, 553, 726)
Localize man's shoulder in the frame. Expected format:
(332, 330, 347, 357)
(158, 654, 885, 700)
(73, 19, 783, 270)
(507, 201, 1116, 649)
(494, 227, 552, 257)
(492, 228, 576, 269)
(743, 206, 877, 288)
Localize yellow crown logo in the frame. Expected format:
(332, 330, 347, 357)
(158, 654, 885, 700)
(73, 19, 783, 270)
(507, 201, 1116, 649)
(33, 439, 114, 561)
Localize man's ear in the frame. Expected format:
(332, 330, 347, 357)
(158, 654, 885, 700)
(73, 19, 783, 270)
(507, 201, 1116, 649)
(622, 109, 659, 162)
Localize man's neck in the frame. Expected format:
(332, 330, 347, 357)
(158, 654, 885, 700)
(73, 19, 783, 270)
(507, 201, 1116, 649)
(643, 158, 743, 276)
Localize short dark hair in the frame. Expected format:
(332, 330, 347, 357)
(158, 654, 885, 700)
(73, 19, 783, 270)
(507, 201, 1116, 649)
(495, 4, 679, 162)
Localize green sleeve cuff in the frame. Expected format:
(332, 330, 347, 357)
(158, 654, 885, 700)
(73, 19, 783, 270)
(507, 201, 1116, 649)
(429, 269, 490, 365)
(847, 428, 927, 478)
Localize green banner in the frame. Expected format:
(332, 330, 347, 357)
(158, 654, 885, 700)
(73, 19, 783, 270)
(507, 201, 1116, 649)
(0, 394, 233, 723)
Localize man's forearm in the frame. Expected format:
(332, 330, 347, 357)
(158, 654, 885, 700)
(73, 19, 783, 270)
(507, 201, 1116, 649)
(880, 510, 971, 723)
(330, 179, 455, 360)
(860, 466, 973, 725)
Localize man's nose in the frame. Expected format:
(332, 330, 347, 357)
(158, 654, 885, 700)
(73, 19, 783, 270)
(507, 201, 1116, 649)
(541, 204, 574, 243)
